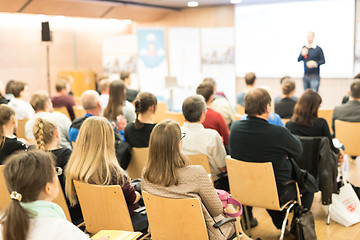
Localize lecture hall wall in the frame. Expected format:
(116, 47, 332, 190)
(0, 2, 359, 108)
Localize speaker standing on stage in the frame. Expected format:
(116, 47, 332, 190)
(298, 32, 325, 92)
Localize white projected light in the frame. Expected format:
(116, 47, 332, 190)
(187, 1, 199, 7)
(235, 0, 355, 78)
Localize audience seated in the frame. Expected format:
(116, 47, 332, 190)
(332, 80, 360, 133)
(341, 73, 360, 104)
(8, 81, 34, 120)
(98, 78, 110, 116)
(230, 88, 314, 230)
(180, 95, 228, 190)
(51, 79, 76, 121)
(0, 150, 91, 240)
(286, 89, 344, 161)
(236, 72, 256, 107)
(241, 112, 285, 127)
(203, 78, 235, 127)
(275, 79, 297, 118)
(0, 104, 27, 164)
(124, 92, 157, 148)
(4, 80, 15, 101)
(196, 83, 230, 147)
(274, 76, 298, 104)
(142, 119, 235, 240)
(25, 91, 72, 149)
(65, 116, 148, 232)
(103, 80, 136, 125)
(121, 72, 139, 103)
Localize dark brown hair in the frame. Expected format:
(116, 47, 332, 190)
(196, 83, 214, 102)
(5, 80, 15, 95)
(245, 72, 256, 86)
(120, 72, 130, 81)
(134, 92, 157, 129)
(244, 88, 271, 116)
(11, 81, 27, 98)
(282, 80, 296, 96)
(0, 150, 55, 240)
(291, 89, 322, 127)
(0, 104, 15, 150)
(143, 120, 188, 187)
(350, 80, 360, 99)
(103, 80, 126, 121)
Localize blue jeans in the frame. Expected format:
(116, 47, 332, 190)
(131, 213, 148, 232)
(303, 74, 320, 92)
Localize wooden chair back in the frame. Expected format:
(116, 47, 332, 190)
(226, 157, 281, 210)
(52, 179, 72, 222)
(16, 118, 28, 139)
(187, 154, 212, 175)
(127, 147, 149, 179)
(236, 105, 245, 115)
(73, 105, 86, 118)
(153, 102, 169, 123)
(0, 165, 10, 211)
(142, 191, 208, 240)
(54, 106, 71, 120)
(318, 109, 334, 133)
(335, 120, 360, 156)
(234, 113, 242, 121)
(73, 180, 133, 234)
(163, 111, 185, 125)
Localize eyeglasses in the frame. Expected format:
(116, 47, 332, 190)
(55, 167, 63, 177)
(181, 132, 186, 139)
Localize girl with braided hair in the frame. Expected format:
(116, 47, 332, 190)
(0, 104, 27, 164)
(32, 118, 83, 225)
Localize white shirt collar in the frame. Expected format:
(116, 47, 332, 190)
(307, 43, 317, 49)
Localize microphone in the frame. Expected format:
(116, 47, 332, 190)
(304, 47, 308, 59)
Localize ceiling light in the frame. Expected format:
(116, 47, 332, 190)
(230, 0, 242, 3)
(187, 1, 199, 7)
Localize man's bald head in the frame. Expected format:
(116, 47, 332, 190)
(81, 90, 100, 111)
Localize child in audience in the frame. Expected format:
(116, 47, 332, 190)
(124, 92, 157, 148)
(142, 119, 235, 240)
(0, 104, 27, 164)
(286, 89, 344, 162)
(7, 81, 34, 120)
(0, 150, 91, 240)
(65, 116, 148, 232)
(103, 80, 136, 125)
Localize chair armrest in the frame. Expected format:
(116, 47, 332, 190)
(134, 206, 146, 214)
(213, 217, 236, 228)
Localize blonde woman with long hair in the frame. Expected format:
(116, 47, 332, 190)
(142, 120, 236, 240)
(65, 116, 148, 231)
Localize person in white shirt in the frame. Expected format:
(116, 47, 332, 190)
(8, 81, 35, 120)
(98, 78, 110, 116)
(180, 95, 228, 190)
(25, 91, 72, 149)
(0, 150, 92, 240)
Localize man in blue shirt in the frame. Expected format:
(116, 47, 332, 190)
(298, 32, 325, 92)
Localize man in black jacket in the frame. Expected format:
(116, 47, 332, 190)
(230, 88, 314, 229)
(298, 32, 325, 92)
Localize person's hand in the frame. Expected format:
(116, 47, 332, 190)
(301, 47, 308, 56)
(338, 149, 345, 164)
(306, 60, 317, 68)
(116, 115, 127, 131)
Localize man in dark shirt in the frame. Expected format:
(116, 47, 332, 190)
(298, 32, 325, 92)
(333, 80, 360, 133)
(51, 79, 76, 120)
(230, 88, 314, 229)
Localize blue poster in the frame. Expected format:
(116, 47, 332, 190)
(137, 29, 166, 69)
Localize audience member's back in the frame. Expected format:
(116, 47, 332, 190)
(332, 80, 360, 132)
(275, 79, 297, 119)
(51, 78, 76, 120)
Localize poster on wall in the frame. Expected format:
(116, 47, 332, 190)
(137, 28, 168, 98)
(102, 35, 139, 89)
(201, 27, 236, 105)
